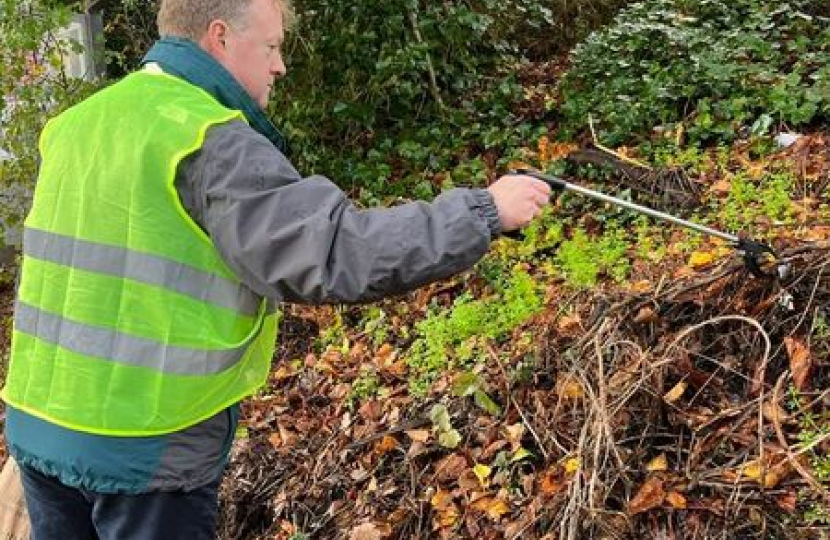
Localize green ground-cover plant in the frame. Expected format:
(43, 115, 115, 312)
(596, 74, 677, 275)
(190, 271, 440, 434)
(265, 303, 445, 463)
(786, 378, 830, 528)
(560, 0, 830, 146)
(554, 225, 631, 288)
(347, 370, 382, 409)
(719, 171, 796, 232)
(406, 270, 542, 395)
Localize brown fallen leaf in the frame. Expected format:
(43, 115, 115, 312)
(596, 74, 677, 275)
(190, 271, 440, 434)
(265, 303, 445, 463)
(430, 488, 460, 529)
(666, 491, 687, 509)
(538, 466, 565, 496)
(405, 429, 431, 443)
(373, 435, 398, 457)
(503, 423, 525, 450)
(374, 343, 396, 365)
(358, 399, 382, 421)
(349, 522, 382, 540)
(633, 306, 658, 324)
(710, 178, 732, 194)
(457, 469, 480, 493)
(628, 478, 665, 515)
(268, 431, 282, 449)
(783, 336, 812, 390)
(775, 491, 799, 513)
(558, 312, 583, 335)
(434, 453, 468, 484)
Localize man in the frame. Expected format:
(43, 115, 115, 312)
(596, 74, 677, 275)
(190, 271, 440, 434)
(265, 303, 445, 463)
(1, 0, 552, 538)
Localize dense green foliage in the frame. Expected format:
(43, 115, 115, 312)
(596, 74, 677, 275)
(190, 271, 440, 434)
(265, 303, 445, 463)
(560, 0, 830, 146)
(277, 0, 631, 198)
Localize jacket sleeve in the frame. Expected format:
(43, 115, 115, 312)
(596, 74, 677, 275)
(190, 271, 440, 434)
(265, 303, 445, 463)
(177, 120, 502, 304)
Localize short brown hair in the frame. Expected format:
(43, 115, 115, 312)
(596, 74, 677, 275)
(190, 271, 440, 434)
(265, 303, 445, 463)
(157, 0, 294, 41)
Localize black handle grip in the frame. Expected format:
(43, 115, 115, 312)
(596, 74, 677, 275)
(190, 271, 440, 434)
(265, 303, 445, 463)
(509, 168, 568, 190)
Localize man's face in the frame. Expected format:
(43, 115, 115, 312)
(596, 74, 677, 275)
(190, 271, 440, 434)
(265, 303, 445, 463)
(220, 0, 286, 108)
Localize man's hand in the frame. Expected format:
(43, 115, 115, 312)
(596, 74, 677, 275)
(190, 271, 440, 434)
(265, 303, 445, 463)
(487, 174, 552, 233)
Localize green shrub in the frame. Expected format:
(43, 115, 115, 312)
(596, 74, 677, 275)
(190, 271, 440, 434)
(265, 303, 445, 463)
(275, 0, 529, 196)
(7, 1, 637, 202)
(0, 0, 99, 248)
(560, 0, 830, 146)
(274, 0, 635, 198)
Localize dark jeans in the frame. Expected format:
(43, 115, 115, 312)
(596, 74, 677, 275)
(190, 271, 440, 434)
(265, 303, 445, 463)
(20, 464, 221, 540)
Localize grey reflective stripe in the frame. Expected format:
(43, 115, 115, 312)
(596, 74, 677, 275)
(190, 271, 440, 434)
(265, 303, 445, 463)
(15, 301, 251, 375)
(24, 227, 260, 317)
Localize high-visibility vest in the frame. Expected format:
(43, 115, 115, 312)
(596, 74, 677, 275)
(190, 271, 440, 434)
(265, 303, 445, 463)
(1, 70, 279, 436)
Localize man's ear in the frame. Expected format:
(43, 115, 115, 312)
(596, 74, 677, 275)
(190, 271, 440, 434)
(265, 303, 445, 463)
(199, 19, 230, 57)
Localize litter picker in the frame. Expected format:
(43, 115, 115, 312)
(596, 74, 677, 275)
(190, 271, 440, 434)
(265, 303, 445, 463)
(511, 168, 780, 279)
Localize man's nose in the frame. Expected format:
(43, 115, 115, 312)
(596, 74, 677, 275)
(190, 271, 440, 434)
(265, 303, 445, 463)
(272, 55, 286, 78)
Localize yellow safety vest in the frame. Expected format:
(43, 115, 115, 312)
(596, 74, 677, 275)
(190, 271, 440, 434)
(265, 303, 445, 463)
(2, 70, 279, 436)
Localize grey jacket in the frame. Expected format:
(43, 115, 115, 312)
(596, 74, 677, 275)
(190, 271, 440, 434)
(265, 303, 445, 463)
(180, 120, 502, 304)
(6, 119, 502, 493)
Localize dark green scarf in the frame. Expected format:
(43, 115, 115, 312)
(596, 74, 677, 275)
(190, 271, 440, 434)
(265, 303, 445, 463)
(142, 37, 288, 153)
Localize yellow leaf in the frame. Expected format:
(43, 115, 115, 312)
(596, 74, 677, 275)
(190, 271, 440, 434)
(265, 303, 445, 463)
(742, 461, 763, 480)
(430, 488, 455, 513)
(646, 453, 668, 472)
(663, 381, 687, 403)
(556, 375, 585, 399)
(507, 161, 531, 172)
(564, 457, 580, 474)
(713, 245, 732, 258)
(471, 497, 510, 521)
(629, 279, 652, 293)
(741, 461, 781, 488)
(473, 464, 492, 486)
(550, 142, 578, 161)
(537, 135, 550, 158)
(689, 251, 715, 268)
